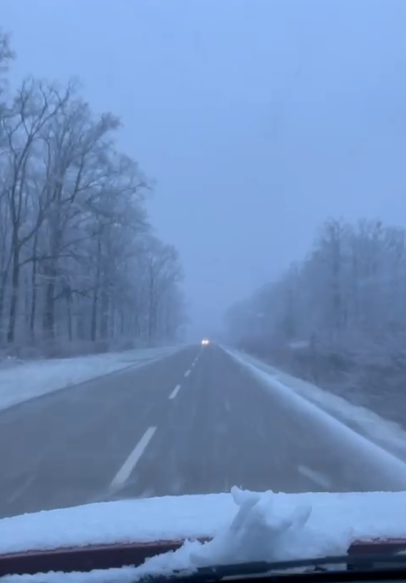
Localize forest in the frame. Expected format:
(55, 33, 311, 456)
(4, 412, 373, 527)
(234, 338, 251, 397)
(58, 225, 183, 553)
(225, 218, 406, 424)
(0, 31, 186, 356)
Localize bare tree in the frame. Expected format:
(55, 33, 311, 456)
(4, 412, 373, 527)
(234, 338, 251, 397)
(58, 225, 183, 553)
(225, 217, 406, 381)
(0, 80, 74, 342)
(141, 238, 183, 345)
(0, 41, 186, 355)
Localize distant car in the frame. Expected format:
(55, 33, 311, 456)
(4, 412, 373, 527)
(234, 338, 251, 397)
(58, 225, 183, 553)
(201, 338, 211, 345)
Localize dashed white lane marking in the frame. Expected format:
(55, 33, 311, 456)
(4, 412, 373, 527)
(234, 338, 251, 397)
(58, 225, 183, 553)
(111, 426, 157, 487)
(169, 385, 181, 399)
(298, 465, 331, 489)
(184, 369, 191, 377)
(7, 475, 35, 504)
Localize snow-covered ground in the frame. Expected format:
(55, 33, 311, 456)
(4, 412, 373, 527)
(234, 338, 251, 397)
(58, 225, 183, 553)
(2, 487, 406, 581)
(0, 346, 179, 413)
(226, 347, 406, 465)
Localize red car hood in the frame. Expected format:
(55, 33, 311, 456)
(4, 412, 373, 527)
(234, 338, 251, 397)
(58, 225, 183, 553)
(1, 490, 406, 576)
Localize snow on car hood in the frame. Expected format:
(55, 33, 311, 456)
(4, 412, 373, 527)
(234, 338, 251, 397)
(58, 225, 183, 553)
(2, 487, 406, 557)
(2, 487, 406, 582)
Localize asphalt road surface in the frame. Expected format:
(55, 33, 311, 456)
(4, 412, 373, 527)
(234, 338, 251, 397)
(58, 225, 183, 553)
(1, 343, 406, 519)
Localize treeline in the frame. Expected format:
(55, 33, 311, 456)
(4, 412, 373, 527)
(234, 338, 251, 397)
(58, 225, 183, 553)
(0, 32, 186, 356)
(225, 218, 406, 416)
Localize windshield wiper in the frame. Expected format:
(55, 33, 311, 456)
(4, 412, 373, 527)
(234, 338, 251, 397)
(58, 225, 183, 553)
(140, 553, 406, 583)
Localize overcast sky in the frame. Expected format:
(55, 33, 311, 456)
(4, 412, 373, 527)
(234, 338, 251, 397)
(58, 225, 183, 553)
(3, 0, 406, 339)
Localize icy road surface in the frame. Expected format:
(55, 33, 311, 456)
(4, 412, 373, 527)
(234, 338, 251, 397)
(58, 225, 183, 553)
(1, 343, 406, 519)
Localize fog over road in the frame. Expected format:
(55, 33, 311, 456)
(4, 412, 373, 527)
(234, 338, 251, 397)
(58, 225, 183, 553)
(1, 344, 406, 519)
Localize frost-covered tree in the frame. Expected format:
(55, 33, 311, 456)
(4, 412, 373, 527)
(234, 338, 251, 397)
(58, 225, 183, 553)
(0, 33, 186, 354)
(226, 218, 406, 360)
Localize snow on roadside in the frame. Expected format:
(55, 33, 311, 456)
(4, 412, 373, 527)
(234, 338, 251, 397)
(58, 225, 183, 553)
(226, 347, 406, 465)
(0, 346, 179, 413)
(2, 488, 406, 581)
(225, 348, 406, 489)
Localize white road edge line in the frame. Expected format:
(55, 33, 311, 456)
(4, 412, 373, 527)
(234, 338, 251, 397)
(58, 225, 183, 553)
(184, 369, 191, 377)
(169, 385, 181, 399)
(111, 426, 157, 488)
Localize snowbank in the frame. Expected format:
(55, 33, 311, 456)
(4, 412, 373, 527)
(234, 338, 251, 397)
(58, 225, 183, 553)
(1, 488, 406, 581)
(226, 347, 406, 464)
(0, 347, 179, 413)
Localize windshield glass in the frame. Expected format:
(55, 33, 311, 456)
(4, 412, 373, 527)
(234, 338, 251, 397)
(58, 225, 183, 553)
(1, 0, 406, 560)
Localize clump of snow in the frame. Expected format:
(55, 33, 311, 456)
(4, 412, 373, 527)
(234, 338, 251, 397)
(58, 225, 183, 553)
(132, 486, 351, 581)
(0, 347, 179, 413)
(226, 347, 406, 465)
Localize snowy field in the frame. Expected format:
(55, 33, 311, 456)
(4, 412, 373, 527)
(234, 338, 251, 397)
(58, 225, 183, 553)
(226, 347, 406, 465)
(0, 346, 179, 413)
(2, 487, 406, 581)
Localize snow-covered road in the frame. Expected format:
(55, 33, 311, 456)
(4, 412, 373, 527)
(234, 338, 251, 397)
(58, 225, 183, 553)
(0, 343, 406, 519)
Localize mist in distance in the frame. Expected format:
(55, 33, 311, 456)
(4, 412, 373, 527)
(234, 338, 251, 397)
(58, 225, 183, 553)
(3, 0, 406, 342)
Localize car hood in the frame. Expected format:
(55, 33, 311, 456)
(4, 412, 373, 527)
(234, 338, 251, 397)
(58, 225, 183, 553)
(2, 489, 406, 577)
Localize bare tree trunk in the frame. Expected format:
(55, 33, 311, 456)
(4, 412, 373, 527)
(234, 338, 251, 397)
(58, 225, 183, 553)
(0, 237, 11, 343)
(109, 302, 116, 339)
(76, 304, 85, 340)
(29, 231, 40, 340)
(133, 309, 140, 338)
(90, 289, 98, 342)
(42, 263, 57, 340)
(23, 271, 30, 332)
(0, 268, 9, 343)
(120, 309, 125, 335)
(29, 261, 38, 340)
(90, 240, 102, 342)
(99, 291, 109, 339)
(7, 240, 20, 343)
(66, 296, 73, 342)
